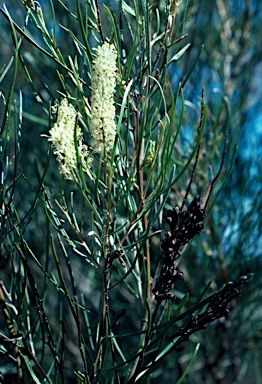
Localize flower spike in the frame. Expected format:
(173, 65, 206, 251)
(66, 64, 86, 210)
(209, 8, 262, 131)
(90, 42, 117, 153)
(47, 98, 92, 180)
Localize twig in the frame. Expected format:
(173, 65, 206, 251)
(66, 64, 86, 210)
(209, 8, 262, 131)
(203, 132, 228, 209)
(94, 0, 105, 43)
(181, 89, 205, 210)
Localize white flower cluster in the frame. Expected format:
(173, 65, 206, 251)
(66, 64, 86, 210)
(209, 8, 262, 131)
(90, 42, 117, 153)
(48, 98, 91, 180)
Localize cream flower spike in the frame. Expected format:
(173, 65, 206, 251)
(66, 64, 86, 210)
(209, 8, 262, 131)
(90, 42, 117, 153)
(47, 98, 92, 180)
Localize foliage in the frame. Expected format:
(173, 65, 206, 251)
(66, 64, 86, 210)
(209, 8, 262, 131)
(0, 0, 261, 383)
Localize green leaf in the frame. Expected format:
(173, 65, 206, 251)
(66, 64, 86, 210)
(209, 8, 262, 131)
(168, 43, 191, 64)
(176, 343, 200, 384)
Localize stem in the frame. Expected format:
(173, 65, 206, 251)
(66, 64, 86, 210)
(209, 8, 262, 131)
(127, 101, 153, 382)
(91, 153, 113, 381)
(91, 272, 107, 381)
(0, 283, 22, 384)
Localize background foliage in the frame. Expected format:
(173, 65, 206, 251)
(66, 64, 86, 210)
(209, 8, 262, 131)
(0, 0, 261, 383)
